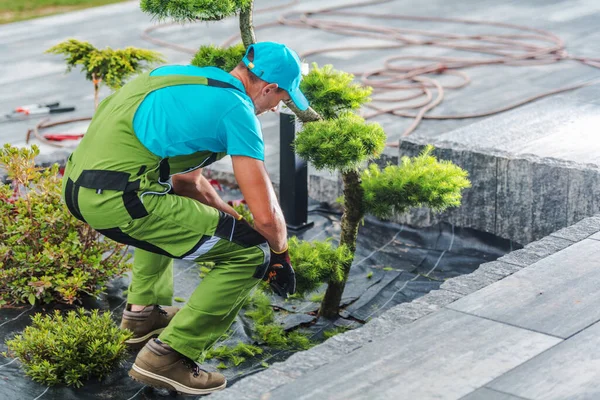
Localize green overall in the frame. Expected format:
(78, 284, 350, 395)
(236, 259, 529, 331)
(62, 73, 270, 361)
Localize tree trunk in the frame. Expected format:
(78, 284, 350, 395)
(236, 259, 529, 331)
(239, 1, 256, 48)
(284, 100, 322, 123)
(319, 169, 364, 318)
(92, 73, 100, 111)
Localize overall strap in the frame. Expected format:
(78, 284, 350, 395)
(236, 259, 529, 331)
(146, 74, 243, 93)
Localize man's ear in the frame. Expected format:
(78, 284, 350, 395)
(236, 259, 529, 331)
(263, 83, 279, 95)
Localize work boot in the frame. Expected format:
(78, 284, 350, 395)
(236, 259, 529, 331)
(129, 339, 227, 395)
(120, 305, 179, 347)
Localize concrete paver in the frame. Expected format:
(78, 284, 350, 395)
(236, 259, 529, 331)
(265, 309, 560, 400)
(448, 239, 600, 338)
(487, 320, 600, 400)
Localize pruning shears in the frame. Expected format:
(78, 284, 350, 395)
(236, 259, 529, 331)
(4, 102, 76, 120)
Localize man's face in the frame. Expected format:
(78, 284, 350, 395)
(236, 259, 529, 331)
(253, 83, 291, 116)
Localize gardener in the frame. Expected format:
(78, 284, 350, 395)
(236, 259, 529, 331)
(61, 41, 307, 395)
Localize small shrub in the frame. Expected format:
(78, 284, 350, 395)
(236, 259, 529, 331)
(288, 237, 350, 296)
(361, 145, 472, 219)
(4, 308, 131, 388)
(0, 145, 129, 306)
(201, 342, 263, 366)
(294, 112, 386, 172)
(141, 0, 250, 21)
(232, 202, 254, 225)
(323, 325, 350, 339)
(192, 44, 246, 72)
(300, 63, 372, 120)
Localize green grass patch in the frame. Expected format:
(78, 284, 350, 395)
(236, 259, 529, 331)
(0, 0, 128, 24)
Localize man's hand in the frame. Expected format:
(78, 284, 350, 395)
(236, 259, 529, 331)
(264, 246, 296, 297)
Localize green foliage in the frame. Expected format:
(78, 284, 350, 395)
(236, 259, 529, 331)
(300, 63, 372, 120)
(383, 267, 394, 271)
(174, 297, 186, 303)
(191, 44, 246, 72)
(288, 237, 350, 296)
(323, 325, 351, 340)
(201, 342, 263, 366)
(46, 39, 164, 90)
(361, 145, 471, 219)
(140, 0, 250, 21)
(366, 271, 373, 279)
(198, 262, 215, 278)
(232, 202, 254, 225)
(294, 112, 386, 172)
(245, 290, 314, 350)
(4, 309, 131, 387)
(310, 293, 325, 302)
(0, 145, 129, 306)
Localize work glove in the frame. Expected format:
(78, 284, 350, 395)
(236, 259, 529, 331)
(264, 245, 296, 298)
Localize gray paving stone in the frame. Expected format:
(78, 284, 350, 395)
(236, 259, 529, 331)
(551, 214, 600, 242)
(265, 310, 560, 400)
(460, 387, 528, 400)
(449, 239, 600, 338)
(440, 269, 504, 296)
(213, 368, 294, 400)
(379, 299, 438, 323)
(413, 288, 464, 308)
(488, 320, 600, 400)
(566, 168, 600, 226)
(497, 236, 574, 267)
(271, 344, 342, 379)
(476, 261, 523, 278)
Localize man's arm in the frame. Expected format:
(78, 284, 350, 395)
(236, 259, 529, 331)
(231, 155, 287, 252)
(171, 169, 241, 219)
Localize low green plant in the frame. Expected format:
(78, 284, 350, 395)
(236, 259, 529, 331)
(300, 63, 372, 120)
(362, 146, 472, 219)
(288, 237, 350, 296)
(323, 325, 351, 339)
(201, 342, 263, 366)
(174, 297, 186, 303)
(4, 308, 131, 387)
(232, 202, 254, 225)
(0, 145, 129, 306)
(46, 39, 164, 109)
(294, 112, 386, 172)
(310, 293, 325, 302)
(366, 271, 373, 279)
(141, 0, 250, 21)
(192, 44, 245, 72)
(245, 290, 314, 350)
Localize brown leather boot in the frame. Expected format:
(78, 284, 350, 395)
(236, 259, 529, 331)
(129, 339, 227, 395)
(120, 305, 179, 347)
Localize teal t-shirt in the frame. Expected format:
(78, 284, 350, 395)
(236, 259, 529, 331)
(133, 65, 264, 161)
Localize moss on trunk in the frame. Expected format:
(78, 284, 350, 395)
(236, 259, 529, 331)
(239, 1, 256, 48)
(319, 169, 364, 318)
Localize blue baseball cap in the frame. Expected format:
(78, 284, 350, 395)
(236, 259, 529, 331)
(242, 42, 309, 111)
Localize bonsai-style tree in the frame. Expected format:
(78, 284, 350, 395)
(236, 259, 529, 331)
(138, 1, 471, 320)
(46, 39, 164, 110)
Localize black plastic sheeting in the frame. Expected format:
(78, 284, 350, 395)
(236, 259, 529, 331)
(0, 198, 519, 400)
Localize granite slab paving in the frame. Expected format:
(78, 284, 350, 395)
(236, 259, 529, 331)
(208, 214, 600, 399)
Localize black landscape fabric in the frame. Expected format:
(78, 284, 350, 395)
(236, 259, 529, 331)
(0, 206, 518, 400)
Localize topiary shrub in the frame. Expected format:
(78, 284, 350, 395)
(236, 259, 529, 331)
(294, 112, 386, 171)
(46, 39, 164, 109)
(288, 237, 349, 296)
(0, 145, 130, 306)
(300, 63, 372, 120)
(192, 44, 245, 72)
(362, 145, 471, 219)
(3, 308, 132, 388)
(141, 0, 250, 21)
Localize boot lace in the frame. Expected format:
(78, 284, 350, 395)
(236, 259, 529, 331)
(182, 358, 206, 378)
(156, 305, 168, 316)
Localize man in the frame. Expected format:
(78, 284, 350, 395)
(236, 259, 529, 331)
(61, 42, 308, 395)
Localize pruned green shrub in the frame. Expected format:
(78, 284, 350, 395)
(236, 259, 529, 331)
(141, 0, 250, 21)
(300, 63, 372, 119)
(232, 202, 254, 225)
(288, 237, 349, 296)
(362, 145, 471, 219)
(46, 39, 164, 108)
(245, 290, 314, 350)
(3, 309, 131, 388)
(294, 112, 386, 171)
(200, 342, 263, 366)
(192, 44, 245, 72)
(0, 145, 129, 306)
